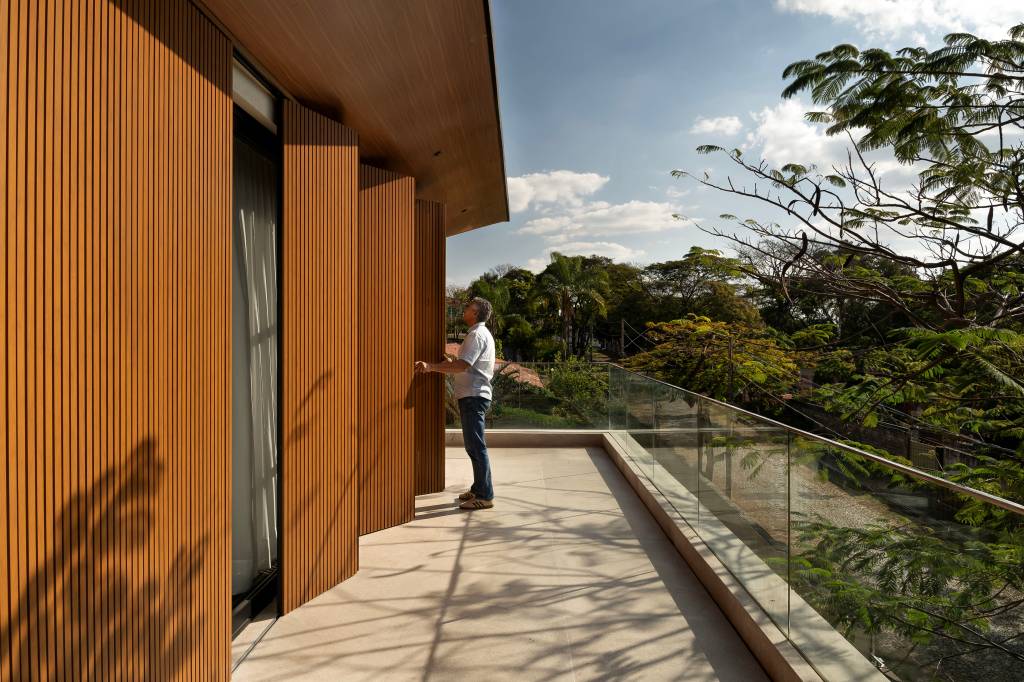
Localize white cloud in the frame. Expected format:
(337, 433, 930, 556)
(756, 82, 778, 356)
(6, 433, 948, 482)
(745, 98, 850, 168)
(525, 258, 549, 273)
(775, 0, 1024, 42)
(516, 215, 572, 236)
(518, 199, 681, 241)
(506, 170, 609, 213)
(870, 160, 924, 190)
(525, 241, 645, 272)
(745, 99, 925, 191)
(509, 172, 689, 269)
(977, 124, 1024, 145)
(690, 115, 744, 136)
(552, 241, 645, 259)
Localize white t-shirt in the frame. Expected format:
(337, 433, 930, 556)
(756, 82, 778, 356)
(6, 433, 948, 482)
(454, 322, 495, 400)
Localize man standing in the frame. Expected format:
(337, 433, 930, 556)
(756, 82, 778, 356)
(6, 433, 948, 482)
(415, 297, 496, 510)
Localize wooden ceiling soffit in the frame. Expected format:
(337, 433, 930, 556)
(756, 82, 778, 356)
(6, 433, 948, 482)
(200, 0, 509, 236)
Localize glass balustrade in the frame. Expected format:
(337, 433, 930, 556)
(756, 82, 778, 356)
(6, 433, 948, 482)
(607, 364, 1024, 682)
(446, 360, 1024, 680)
(445, 360, 610, 430)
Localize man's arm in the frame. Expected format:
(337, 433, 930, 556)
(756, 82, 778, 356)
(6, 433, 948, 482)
(417, 330, 480, 375)
(415, 358, 470, 374)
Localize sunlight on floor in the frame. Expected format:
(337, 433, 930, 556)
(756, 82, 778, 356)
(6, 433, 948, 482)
(232, 446, 767, 681)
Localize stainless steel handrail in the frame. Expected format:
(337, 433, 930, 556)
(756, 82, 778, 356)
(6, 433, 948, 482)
(605, 363, 1024, 516)
(480, 360, 1024, 515)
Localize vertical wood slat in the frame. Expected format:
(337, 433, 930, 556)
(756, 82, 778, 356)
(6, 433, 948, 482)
(1, 0, 10, 670)
(25, 1, 40, 677)
(357, 164, 416, 536)
(280, 101, 360, 614)
(121, 2, 133, 677)
(154, 3, 168, 677)
(1, 1, 232, 679)
(73, 1, 87, 674)
(12, 0, 26, 671)
(0, 4, 10, 680)
(43, 2, 57, 676)
(413, 199, 447, 496)
(41, 0, 55, 676)
(56, 0, 71, 677)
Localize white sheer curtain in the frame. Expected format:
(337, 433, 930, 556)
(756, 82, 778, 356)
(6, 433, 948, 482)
(231, 138, 279, 596)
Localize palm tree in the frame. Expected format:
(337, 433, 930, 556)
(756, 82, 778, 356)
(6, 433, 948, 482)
(468, 276, 510, 335)
(532, 253, 609, 357)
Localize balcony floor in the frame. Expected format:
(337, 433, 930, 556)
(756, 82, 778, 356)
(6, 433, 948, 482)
(233, 446, 767, 681)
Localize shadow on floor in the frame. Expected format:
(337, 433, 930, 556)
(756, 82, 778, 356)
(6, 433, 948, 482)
(235, 446, 768, 682)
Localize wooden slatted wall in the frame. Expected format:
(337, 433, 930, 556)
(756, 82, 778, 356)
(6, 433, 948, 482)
(413, 199, 447, 495)
(1, 0, 232, 679)
(280, 101, 360, 613)
(358, 165, 416, 535)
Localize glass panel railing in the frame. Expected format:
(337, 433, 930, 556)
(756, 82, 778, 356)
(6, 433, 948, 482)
(609, 364, 659, 481)
(649, 380, 701, 524)
(697, 402, 791, 633)
(608, 364, 629, 430)
(604, 365, 1024, 681)
(446, 360, 610, 430)
(446, 361, 1024, 679)
(787, 437, 1024, 681)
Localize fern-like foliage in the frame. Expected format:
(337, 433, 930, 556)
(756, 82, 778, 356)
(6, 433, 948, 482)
(788, 517, 1024, 675)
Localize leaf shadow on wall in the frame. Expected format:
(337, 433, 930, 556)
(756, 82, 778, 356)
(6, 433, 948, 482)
(355, 371, 417, 529)
(0, 438, 208, 679)
(285, 370, 333, 448)
(284, 371, 361, 604)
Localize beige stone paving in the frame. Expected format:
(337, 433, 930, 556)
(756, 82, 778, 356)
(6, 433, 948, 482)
(233, 446, 768, 682)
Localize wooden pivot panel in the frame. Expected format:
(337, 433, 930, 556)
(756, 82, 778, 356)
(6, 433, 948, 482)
(358, 165, 416, 535)
(413, 200, 446, 495)
(2, 0, 232, 679)
(280, 101, 360, 613)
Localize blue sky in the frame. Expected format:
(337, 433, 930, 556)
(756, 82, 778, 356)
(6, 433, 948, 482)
(446, 0, 1024, 285)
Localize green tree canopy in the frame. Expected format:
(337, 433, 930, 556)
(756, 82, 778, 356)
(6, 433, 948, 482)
(623, 315, 799, 412)
(680, 24, 1024, 452)
(533, 252, 610, 357)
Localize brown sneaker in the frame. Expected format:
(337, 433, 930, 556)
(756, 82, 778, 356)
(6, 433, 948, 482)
(459, 498, 494, 510)
(458, 491, 476, 501)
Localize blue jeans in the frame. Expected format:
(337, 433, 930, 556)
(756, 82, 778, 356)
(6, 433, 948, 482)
(459, 397, 493, 500)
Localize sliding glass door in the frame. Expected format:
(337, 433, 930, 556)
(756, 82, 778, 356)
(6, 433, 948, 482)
(231, 106, 281, 639)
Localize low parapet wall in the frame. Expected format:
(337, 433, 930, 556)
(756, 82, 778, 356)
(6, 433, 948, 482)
(445, 428, 605, 448)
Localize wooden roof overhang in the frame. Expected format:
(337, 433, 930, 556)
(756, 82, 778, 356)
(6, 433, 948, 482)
(201, 0, 508, 236)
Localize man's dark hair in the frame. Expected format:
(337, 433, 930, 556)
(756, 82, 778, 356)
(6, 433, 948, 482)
(470, 297, 492, 323)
